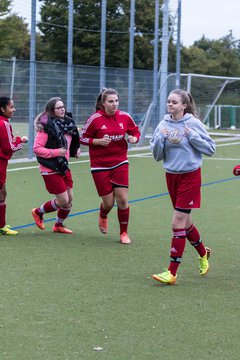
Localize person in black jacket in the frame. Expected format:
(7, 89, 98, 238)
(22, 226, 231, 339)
(32, 97, 80, 234)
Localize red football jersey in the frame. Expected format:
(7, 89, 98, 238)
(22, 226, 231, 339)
(80, 109, 141, 170)
(0, 116, 22, 160)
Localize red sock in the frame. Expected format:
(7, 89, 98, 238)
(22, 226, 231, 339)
(55, 207, 71, 226)
(118, 207, 130, 234)
(34, 208, 42, 217)
(168, 228, 186, 276)
(40, 199, 58, 214)
(186, 224, 206, 258)
(100, 203, 110, 218)
(0, 201, 6, 228)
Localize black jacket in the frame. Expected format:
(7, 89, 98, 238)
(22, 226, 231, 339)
(37, 115, 80, 175)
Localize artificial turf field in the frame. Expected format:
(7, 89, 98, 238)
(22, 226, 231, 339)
(1, 138, 240, 360)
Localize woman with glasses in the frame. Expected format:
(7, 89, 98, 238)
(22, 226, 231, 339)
(32, 97, 80, 234)
(80, 88, 140, 244)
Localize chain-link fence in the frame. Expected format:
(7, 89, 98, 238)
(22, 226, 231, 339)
(0, 58, 153, 158)
(1, 58, 240, 159)
(0, 58, 153, 125)
(139, 72, 240, 145)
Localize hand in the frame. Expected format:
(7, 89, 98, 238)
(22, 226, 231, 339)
(14, 136, 22, 142)
(233, 165, 240, 176)
(184, 126, 191, 135)
(14, 131, 21, 142)
(59, 147, 67, 156)
(127, 135, 137, 144)
(161, 128, 168, 137)
(95, 136, 111, 146)
(21, 136, 28, 143)
(75, 148, 81, 158)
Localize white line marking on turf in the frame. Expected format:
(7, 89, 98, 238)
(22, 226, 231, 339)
(129, 153, 152, 157)
(216, 141, 240, 147)
(7, 159, 90, 172)
(204, 158, 240, 161)
(7, 141, 240, 172)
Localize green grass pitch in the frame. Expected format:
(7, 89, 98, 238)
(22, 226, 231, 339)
(1, 139, 240, 360)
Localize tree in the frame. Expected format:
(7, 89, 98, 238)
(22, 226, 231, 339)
(38, 0, 161, 69)
(0, 14, 30, 59)
(181, 45, 209, 74)
(181, 32, 240, 77)
(0, 0, 11, 16)
(0, 0, 32, 59)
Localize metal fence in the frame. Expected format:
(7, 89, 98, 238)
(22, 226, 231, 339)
(0, 58, 153, 126)
(1, 58, 240, 159)
(139, 72, 240, 145)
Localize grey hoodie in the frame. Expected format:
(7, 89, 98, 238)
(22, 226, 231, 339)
(150, 113, 216, 174)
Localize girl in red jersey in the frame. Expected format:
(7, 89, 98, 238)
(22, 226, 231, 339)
(32, 97, 80, 234)
(80, 88, 140, 244)
(0, 97, 23, 235)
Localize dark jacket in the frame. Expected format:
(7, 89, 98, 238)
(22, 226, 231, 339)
(36, 115, 80, 175)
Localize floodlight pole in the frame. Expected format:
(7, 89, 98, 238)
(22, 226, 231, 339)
(153, 0, 160, 125)
(159, 0, 169, 122)
(10, 56, 16, 99)
(67, 0, 74, 112)
(100, 0, 107, 90)
(176, 0, 181, 88)
(28, 0, 37, 159)
(128, 0, 135, 115)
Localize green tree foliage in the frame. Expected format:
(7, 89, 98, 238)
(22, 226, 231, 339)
(181, 32, 240, 77)
(0, 0, 11, 16)
(1, 0, 240, 80)
(0, 0, 31, 59)
(38, 0, 159, 69)
(0, 14, 30, 59)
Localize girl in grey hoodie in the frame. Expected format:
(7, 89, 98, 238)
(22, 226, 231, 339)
(151, 89, 215, 285)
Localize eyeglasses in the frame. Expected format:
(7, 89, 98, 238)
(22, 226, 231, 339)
(54, 106, 65, 110)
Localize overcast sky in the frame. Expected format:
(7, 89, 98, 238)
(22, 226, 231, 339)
(12, 0, 240, 47)
(180, 0, 240, 46)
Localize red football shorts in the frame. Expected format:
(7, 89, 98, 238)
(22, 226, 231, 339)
(42, 170, 73, 194)
(166, 168, 201, 209)
(92, 163, 129, 197)
(0, 159, 8, 189)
